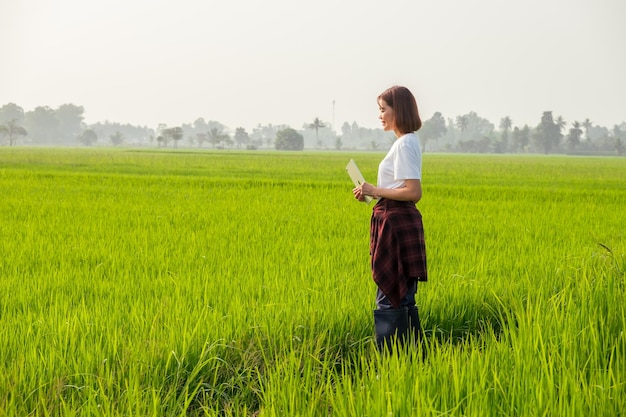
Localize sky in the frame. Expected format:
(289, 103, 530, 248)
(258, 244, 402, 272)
(1, 0, 625, 132)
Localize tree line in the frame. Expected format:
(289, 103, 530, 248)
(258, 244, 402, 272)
(419, 111, 624, 155)
(0, 102, 623, 155)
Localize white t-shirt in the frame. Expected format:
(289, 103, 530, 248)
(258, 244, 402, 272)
(377, 132, 422, 189)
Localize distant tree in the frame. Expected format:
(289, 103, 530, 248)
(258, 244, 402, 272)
(500, 116, 512, 142)
(196, 133, 208, 147)
(307, 117, 326, 148)
(207, 127, 228, 148)
(156, 126, 183, 148)
(555, 115, 566, 133)
(454, 112, 495, 152)
(457, 136, 491, 153)
(56, 103, 84, 144)
(250, 124, 281, 148)
(566, 121, 583, 152)
(494, 116, 513, 153)
(455, 114, 469, 140)
(334, 136, 343, 150)
(534, 111, 561, 153)
(341, 122, 351, 137)
(612, 125, 624, 156)
(185, 118, 223, 135)
(520, 125, 531, 151)
(89, 121, 154, 146)
(0, 119, 28, 146)
(222, 134, 234, 148)
(78, 129, 98, 146)
(511, 127, 522, 153)
(0, 125, 5, 142)
(110, 131, 124, 146)
(171, 128, 184, 147)
(420, 112, 447, 151)
(248, 125, 264, 148)
(192, 117, 208, 133)
(24, 106, 59, 144)
(275, 127, 304, 150)
(233, 127, 249, 148)
(369, 140, 379, 150)
(163, 127, 184, 148)
(616, 138, 625, 156)
(511, 125, 531, 153)
(156, 124, 169, 147)
(0, 103, 25, 125)
(499, 116, 512, 132)
(340, 121, 358, 148)
(582, 118, 593, 141)
(250, 124, 285, 149)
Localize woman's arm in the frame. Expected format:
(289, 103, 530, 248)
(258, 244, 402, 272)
(360, 179, 422, 202)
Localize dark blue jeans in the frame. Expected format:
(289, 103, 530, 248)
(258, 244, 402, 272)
(376, 279, 417, 310)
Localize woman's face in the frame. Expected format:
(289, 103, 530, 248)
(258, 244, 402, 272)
(378, 99, 395, 132)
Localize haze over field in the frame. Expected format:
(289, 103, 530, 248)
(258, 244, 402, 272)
(1, 0, 625, 131)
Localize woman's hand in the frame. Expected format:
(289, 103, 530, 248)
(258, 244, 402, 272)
(352, 185, 366, 202)
(353, 182, 378, 201)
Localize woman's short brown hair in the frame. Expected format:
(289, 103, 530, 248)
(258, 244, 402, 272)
(378, 86, 422, 133)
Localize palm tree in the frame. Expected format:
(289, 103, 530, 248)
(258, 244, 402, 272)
(207, 127, 228, 148)
(567, 121, 583, 151)
(556, 115, 566, 133)
(307, 117, 326, 148)
(455, 115, 469, 141)
(582, 118, 593, 141)
(498, 116, 513, 152)
(555, 116, 567, 150)
(499, 116, 512, 133)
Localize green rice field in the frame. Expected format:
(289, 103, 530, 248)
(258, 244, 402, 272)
(0, 147, 624, 416)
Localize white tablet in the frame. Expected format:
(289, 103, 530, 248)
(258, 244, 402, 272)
(346, 159, 373, 203)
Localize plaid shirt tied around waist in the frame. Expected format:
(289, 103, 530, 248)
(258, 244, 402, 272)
(370, 198, 427, 308)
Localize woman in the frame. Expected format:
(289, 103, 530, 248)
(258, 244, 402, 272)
(353, 85, 427, 351)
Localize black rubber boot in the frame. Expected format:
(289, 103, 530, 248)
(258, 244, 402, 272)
(407, 305, 422, 343)
(374, 307, 409, 352)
